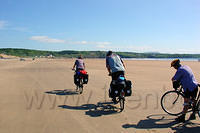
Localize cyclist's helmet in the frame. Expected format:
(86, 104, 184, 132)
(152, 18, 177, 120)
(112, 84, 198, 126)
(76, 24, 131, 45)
(171, 59, 180, 67)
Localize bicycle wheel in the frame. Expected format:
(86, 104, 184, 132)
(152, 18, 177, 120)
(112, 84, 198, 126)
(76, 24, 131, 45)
(76, 85, 79, 92)
(119, 97, 125, 112)
(161, 90, 184, 116)
(197, 100, 200, 118)
(79, 86, 83, 94)
(79, 79, 83, 94)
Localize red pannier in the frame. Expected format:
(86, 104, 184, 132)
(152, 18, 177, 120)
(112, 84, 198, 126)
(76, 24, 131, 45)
(79, 70, 89, 84)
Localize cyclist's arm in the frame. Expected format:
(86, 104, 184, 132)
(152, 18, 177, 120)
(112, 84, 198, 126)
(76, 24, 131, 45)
(106, 57, 111, 75)
(172, 69, 182, 81)
(106, 65, 111, 75)
(72, 64, 76, 70)
(171, 70, 182, 89)
(72, 60, 77, 70)
(83, 62, 85, 70)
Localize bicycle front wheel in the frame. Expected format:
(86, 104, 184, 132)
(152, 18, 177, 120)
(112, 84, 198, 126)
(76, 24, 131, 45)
(197, 100, 200, 118)
(161, 90, 184, 116)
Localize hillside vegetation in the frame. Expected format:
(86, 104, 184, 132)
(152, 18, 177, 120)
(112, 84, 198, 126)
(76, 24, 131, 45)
(0, 48, 200, 58)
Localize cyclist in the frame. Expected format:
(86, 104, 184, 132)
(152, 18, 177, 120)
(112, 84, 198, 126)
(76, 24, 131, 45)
(72, 55, 86, 84)
(171, 59, 198, 123)
(106, 51, 126, 103)
(72, 55, 85, 71)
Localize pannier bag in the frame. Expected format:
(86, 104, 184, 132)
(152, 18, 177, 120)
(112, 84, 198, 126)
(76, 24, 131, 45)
(74, 74, 80, 85)
(124, 80, 132, 96)
(109, 79, 132, 98)
(79, 70, 88, 84)
(83, 74, 88, 84)
(109, 76, 126, 98)
(74, 70, 89, 85)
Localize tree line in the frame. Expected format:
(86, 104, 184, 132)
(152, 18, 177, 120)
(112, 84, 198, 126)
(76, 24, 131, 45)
(0, 48, 200, 58)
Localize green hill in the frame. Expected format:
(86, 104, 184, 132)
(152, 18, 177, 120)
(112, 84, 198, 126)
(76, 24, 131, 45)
(0, 48, 200, 58)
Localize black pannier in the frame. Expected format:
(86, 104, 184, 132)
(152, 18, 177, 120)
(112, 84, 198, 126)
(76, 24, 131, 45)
(74, 74, 88, 85)
(109, 80, 126, 98)
(83, 74, 89, 84)
(74, 74, 80, 85)
(124, 80, 132, 96)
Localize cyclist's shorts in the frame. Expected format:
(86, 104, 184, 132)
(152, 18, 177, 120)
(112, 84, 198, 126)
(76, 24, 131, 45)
(184, 87, 198, 100)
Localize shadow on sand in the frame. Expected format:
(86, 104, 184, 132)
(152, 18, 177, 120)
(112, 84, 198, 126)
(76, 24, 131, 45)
(45, 89, 79, 95)
(59, 101, 120, 117)
(122, 114, 200, 133)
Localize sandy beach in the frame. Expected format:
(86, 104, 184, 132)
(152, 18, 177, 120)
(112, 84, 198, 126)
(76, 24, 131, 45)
(0, 58, 200, 133)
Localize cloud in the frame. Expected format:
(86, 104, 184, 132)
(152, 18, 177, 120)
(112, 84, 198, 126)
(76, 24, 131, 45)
(30, 36, 112, 45)
(72, 41, 111, 45)
(30, 36, 65, 43)
(95, 42, 111, 45)
(97, 45, 107, 48)
(0, 20, 7, 29)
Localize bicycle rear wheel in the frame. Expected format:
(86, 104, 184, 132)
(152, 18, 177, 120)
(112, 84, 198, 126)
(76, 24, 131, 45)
(79, 86, 83, 94)
(79, 79, 83, 94)
(119, 97, 125, 112)
(161, 90, 184, 116)
(197, 100, 200, 118)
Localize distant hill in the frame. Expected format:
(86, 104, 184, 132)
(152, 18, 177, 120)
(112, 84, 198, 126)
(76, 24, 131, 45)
(0, 48, 200, 58)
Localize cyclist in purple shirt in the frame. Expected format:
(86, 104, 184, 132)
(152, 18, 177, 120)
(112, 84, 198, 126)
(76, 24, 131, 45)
(171, 59, 198, 122)
(72, 55, 85, 71)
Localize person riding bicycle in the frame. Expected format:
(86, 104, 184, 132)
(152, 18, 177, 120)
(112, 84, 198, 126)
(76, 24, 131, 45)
(106, 51, 126, 103)
(171, 59, 198, 123)
(72, 55, 86, 84)
(72, 55, 85, 72)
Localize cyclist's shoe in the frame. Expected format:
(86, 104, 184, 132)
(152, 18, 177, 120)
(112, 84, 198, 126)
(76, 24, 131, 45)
(112, 98, 117, 104)
(175, 114, 185, 123)
(189, 113, 196, 120)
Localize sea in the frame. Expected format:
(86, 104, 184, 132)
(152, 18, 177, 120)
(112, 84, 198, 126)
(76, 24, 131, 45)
(123, 58, 200, 61)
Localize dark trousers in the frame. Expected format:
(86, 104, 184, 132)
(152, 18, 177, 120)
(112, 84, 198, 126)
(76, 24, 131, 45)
(111, 71, 125, 80)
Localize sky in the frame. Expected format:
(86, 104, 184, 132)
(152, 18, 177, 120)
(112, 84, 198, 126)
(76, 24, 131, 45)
(0, 0, 200, 54)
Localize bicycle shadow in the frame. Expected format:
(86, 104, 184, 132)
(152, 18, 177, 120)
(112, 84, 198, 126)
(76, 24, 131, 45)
(58, 104, 97, 110)
(122, 114, 200, 133)
(45, 89, 79, 95)
(85, 101, 119, 117)
(58, 101, 119, 117)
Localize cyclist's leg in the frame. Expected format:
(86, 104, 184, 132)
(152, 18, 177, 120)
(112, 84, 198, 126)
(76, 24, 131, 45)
(182, 89, 193, 113)
(111, 72, 118, 80)
(111, 71, 125, 80)
(191, 87, 198, 109)
(188, 87, 198, 120)
(175, 90, 190, 122)
(183, 98, 190, 113)
(110, 72, 119, 104)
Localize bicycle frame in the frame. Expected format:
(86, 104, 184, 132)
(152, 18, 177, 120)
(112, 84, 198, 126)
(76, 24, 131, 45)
(175, 86, 200, 103)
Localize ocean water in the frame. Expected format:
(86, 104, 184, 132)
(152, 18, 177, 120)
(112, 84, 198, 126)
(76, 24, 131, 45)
(123, 58, 200, 61)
